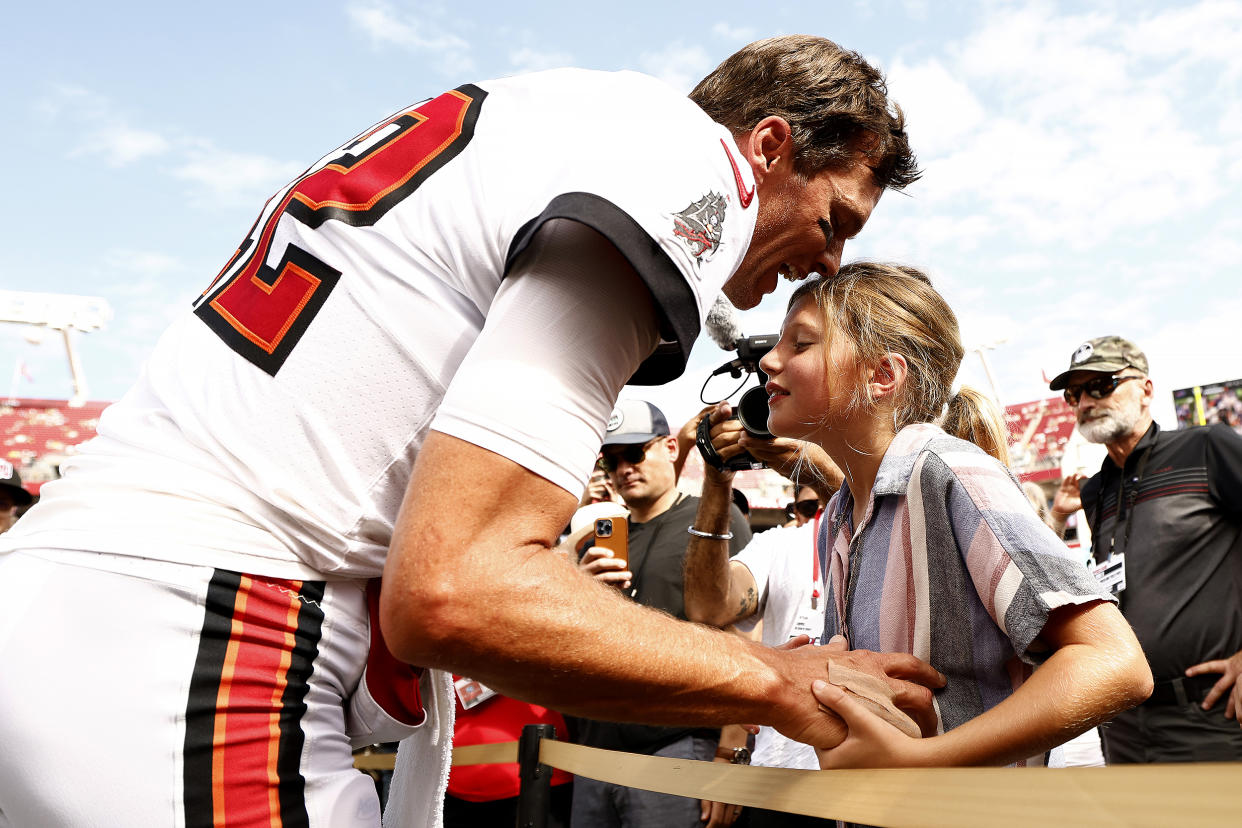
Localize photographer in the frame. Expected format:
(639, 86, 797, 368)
(573, 399, 752, 828)
(683, 403, 847, 826)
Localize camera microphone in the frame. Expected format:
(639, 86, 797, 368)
(706, 294, 744, 351)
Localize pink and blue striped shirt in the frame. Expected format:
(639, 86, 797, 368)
(820, 424, 1111, 765)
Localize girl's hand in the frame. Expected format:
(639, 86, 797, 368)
(811, 680, 931, 768)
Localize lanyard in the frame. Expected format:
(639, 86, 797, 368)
(810, 509, 825, 608)
(1091, 432, 1157, 562)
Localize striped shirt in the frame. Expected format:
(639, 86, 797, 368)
(820, 424, 1111, 765)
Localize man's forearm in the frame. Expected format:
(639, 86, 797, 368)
(683, 478, 745, 626)
(389, 536, 791, 729)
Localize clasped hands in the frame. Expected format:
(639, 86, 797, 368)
(772, 633, 945, 769)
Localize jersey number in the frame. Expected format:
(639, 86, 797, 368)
(194, 85, 486, 375)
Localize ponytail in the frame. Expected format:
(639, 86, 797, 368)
(940, 385, 1011, 467)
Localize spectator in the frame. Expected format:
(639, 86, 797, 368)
(573, 399, 751, 828)
(759, 263, 1151, 767)
(443, 676, 574, 828)
(577, 463, 620, 509)
(0, 460, 33, 535)
(789, 484, 823, 527)
(684, 406, 843, 827)
(1048, 336, 1242, 762)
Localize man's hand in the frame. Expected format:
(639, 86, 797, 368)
(739, 435, 842, 501)
(578, 545, 632, 591)
(699, 403, 741, 487)
(1186, 649, 1242, 724)
(1049, 472, 1087, 534)
(675, 404, 718, 481)
(700, 723, 750, 826)
(767, 635, 944, 749)
(582, 468, 615, 505)
(699, 788, 743, 827)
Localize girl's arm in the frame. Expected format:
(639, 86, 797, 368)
(813, 600, 1152, 767)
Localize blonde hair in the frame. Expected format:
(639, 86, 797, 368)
(941, 385, 1012, 467)
(789, 262, 964, 430)
(787, 262, 1012, 465)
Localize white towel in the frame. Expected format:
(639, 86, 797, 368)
(382, 668, 457, 828)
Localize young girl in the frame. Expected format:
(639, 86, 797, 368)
(758, 261, 1152, 767)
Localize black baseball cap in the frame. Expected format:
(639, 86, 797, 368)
(602, 399, 670, 446)
(0, 459, 33, 507)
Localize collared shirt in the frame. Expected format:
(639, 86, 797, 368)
(822, 424, 1110, 764)
(1080, 421, 1242, 680)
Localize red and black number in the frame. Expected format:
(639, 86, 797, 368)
(194, 84, 487, 376)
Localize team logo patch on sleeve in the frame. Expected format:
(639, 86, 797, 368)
(672, 192, 727, 264)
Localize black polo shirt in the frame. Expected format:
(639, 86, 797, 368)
(1081, 422, 1242, 680)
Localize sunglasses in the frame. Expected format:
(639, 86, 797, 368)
(1062, 374, 1141, 406)
(599, 438, 661, 472)
(794, 499, 819, 518)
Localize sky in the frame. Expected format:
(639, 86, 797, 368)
(2, 0, 1240, 433)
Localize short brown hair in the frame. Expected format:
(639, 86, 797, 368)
(691, 35, 920, 189)
(788, 262, 962, 429)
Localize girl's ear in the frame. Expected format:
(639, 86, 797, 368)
(868, 352, 908, 403)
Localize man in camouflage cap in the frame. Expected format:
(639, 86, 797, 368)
(1049, 335, 1242, 764)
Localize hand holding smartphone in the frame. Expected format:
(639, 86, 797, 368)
(593, 516, 629, 566)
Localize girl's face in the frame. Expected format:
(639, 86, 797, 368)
(759, 295, 861, 442)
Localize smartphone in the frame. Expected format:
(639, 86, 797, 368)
(593, 517, 629, 566)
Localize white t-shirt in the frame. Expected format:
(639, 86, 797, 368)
(734, 519, 827, 770)
(3, 69, 757, 579)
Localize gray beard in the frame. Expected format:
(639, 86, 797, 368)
(1078, 407, 1141, 445)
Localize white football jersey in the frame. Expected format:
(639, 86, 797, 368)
(5, 69, 758, 579)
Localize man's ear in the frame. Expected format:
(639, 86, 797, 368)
(1138, 375, 1154, 411)
(868, 353, 908, 403)
(740, 116, 795, 186)
(663, 434, 681, 463)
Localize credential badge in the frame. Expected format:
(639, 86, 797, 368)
(1071, 342, 1094, 365)
(606, 408, 624, 433)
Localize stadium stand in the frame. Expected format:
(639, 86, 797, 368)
(0, 397, 110, 497)
(1005, 396, 1077, 483)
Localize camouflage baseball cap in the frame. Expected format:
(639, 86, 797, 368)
(1049, 336, 1149, 390)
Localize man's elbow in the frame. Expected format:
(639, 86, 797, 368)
(683, 595, 735, 629)
(379, 574, 474, 667)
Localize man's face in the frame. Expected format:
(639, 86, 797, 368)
(602, 436, 678, 508)
(725, 156, 883, 310)
(1065, 370, 1151, 445)
(792, 484, 820, 526)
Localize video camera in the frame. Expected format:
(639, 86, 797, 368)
(696, 333, 778, 472)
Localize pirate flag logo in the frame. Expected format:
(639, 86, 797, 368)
(672, 192, 727, 263)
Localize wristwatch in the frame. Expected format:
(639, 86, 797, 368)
(715, 745, 751, 765)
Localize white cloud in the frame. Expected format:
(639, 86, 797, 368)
(172, 145, 303, 209)
(100, 250, 183, 279)
(346, 0, 473, 76)
(886, 57, 986, 157)
(508, 47, 574, 74)
(74, 125, 170, 167)
(711, 23, 756, 42)
(637, 41, 715, 93)
(42, 86, 171, 168)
